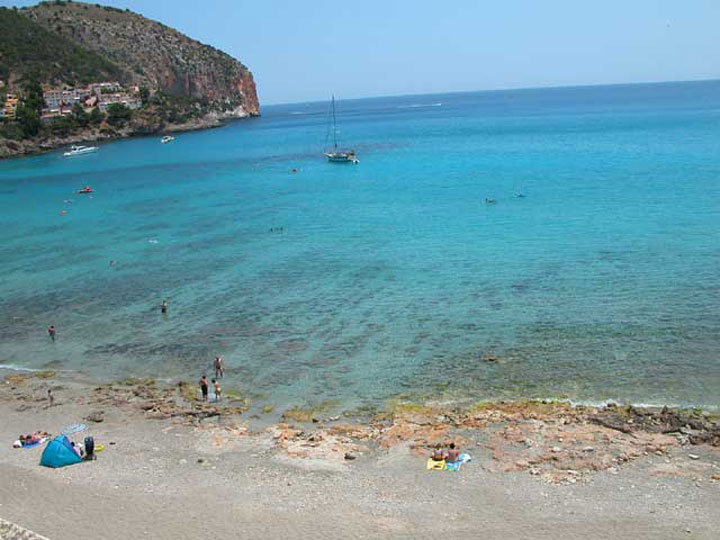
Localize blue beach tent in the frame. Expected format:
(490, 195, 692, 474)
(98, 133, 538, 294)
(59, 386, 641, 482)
(40, 435, 83, 468)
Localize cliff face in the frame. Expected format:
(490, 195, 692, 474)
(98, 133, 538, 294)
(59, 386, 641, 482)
(22, 2, 259, 117)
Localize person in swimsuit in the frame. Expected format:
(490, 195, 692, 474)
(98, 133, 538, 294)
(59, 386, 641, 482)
(48, 388, 54, 407)
(431, 443, 445, 461)
(214, 356, 224, 379)
(199, 375, 209, 401)
(47, 325, 56, 341)
(212, 379, 222, 402)
(71, 441, 83, 458)
(446, 442, 460, 463)
(161, 300, 168, 314)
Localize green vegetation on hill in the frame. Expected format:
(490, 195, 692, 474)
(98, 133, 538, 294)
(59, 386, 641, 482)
(0, 1, 257, 157)
(0, 6, 122, 86)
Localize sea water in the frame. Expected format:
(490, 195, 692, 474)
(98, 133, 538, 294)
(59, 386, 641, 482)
(1, 80, 719, 411)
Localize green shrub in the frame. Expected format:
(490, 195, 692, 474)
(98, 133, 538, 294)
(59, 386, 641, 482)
(0, 122, 24, 140)
(106, 103, 131, 126)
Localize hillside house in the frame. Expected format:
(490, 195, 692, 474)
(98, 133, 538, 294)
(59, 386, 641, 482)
(3, 94, 19, 120)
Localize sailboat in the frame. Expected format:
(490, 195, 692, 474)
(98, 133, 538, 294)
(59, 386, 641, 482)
(324, 96, 359, 164)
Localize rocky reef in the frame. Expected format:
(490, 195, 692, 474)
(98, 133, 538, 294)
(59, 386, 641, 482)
(3, 371, 719, 485)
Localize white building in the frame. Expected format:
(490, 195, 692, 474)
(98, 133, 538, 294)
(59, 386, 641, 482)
(89, 82, 122, 94)
(43, 88, 91, 111)
(98, 94, 142, 113)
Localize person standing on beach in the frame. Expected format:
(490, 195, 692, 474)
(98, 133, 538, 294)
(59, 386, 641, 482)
(199, 375, 209, 401)
(212, 379, 222, 402)
(47, 325, 56, 341)
(47, 388, 54, 407)
(214, 356, 224, 379)
(161, 299, 168, 315)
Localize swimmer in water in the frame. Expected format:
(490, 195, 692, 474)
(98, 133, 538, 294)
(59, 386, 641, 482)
(161, 299, 168, 314)
(47, 325, 56, 341)
(109, 260, 118, 267)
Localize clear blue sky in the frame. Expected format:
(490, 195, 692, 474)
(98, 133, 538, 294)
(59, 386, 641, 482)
(3, 0, 720, 104)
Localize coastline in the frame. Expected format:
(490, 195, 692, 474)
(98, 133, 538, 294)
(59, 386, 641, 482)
(0, 110, 258, 161)
(2, 80, 720, 538)
(2, 369, 719, 539)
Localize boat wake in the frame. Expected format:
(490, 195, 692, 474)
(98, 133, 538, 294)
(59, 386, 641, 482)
(398, 102, 443, 109)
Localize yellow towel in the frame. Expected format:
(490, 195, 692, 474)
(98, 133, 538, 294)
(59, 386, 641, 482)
(426, 458, 446, 470)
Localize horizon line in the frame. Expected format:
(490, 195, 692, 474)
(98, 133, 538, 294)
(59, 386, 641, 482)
(262, 76, 720, 108)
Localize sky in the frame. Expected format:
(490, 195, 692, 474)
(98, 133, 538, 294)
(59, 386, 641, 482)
(3, 0, 720, 104)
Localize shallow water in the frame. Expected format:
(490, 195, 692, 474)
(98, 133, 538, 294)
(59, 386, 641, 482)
(1, 81, 719, 410)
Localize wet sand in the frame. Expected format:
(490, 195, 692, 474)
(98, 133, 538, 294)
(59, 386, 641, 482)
(1, 372, 719, 540)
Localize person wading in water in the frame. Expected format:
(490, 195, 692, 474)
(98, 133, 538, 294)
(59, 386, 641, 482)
(198, 375, 209, 401)
(214, 356, 224, 379)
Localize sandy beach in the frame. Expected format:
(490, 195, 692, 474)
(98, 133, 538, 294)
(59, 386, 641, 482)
(1, 372, 719, 540)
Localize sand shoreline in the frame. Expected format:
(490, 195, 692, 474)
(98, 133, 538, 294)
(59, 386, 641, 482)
(2, 370, 719, 539)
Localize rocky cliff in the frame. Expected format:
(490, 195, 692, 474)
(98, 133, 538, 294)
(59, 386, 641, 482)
(21, 1, 259, 117)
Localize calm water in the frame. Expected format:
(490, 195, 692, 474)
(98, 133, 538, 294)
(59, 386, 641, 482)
(1, 81, 719, 411)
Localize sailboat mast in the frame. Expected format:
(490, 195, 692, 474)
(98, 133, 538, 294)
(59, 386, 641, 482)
(332, 95, 338, 150)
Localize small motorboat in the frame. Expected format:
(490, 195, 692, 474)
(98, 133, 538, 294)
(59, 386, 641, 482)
(76, 186, 93, 194)
(64, 145, 98, 157)
(161, 135, 175, 144)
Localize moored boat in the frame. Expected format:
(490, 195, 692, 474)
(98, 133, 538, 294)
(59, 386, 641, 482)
(161, 135, 175, 144)
(325, 150, 359, 163)
(324, 96, 359, 164)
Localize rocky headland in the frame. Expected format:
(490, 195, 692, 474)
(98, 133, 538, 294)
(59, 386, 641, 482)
(0, 2, 259, 159)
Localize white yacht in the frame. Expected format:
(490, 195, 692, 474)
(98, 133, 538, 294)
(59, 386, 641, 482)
(63, 145, 98, 157)
(324, 96, 359, 164)
(161, 135, 175, 144)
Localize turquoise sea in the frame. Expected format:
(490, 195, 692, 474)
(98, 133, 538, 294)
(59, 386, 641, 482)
(1, 80, 719, 411)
